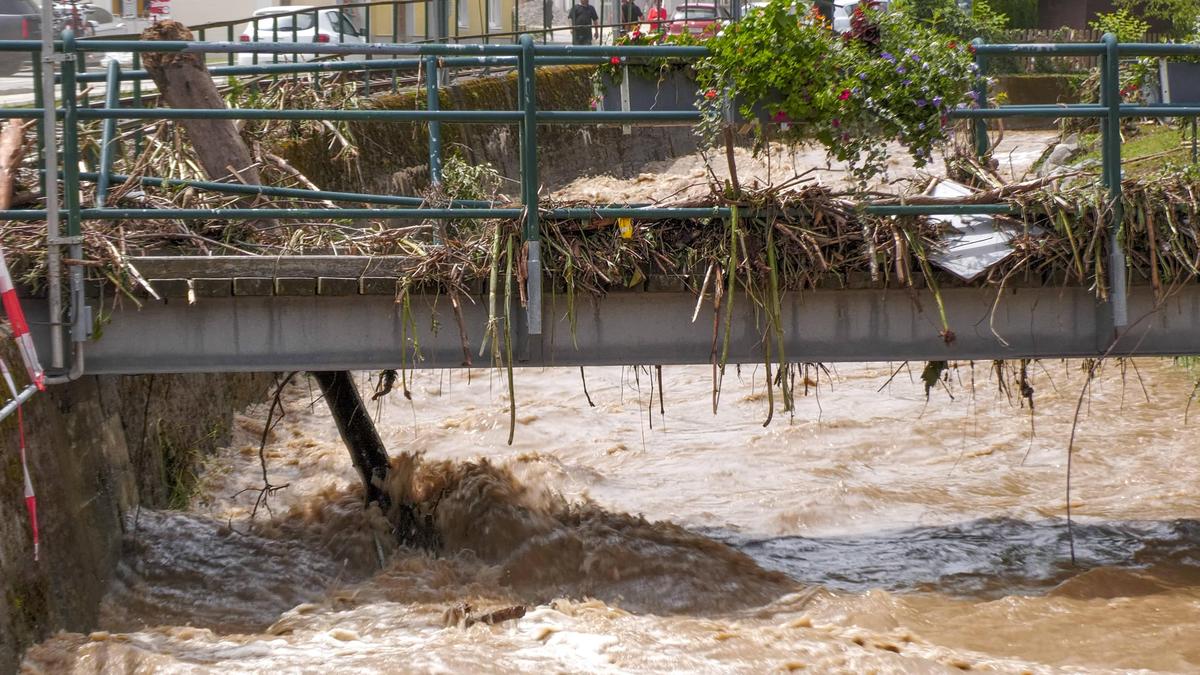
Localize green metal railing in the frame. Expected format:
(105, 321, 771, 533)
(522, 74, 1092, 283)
(4, 32, 1200, 379)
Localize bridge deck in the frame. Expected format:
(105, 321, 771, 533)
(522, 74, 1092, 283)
(23, 271, 1198, 373)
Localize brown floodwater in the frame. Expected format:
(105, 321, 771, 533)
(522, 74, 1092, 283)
(20, 359, 1200, 673)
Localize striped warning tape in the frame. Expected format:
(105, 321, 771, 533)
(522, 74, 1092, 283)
(1, 357, 39, 561)
(0, 245, 44, 391)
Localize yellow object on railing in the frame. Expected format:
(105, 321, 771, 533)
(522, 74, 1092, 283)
(618, 217, 633, 239)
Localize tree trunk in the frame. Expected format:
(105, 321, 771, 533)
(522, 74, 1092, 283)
(0, 118, 26, 210)
(312, 371, 440, 550)
(140, 21, 262, 187)
(311, 371, 392, 509)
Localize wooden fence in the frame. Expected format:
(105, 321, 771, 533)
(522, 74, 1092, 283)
(996, 28, 1169, 73)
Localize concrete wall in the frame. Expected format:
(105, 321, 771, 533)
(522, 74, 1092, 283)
(280, 65, 698, 198)
(0, 348, 271, 672)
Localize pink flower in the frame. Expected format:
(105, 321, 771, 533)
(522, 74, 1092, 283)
(631, 30, 641, 39)
(610, 56, 621, 65)
(831, 118, 841, 128)
(771, 110, 791, 123)
(704, 89, 718, 100)
(838, 89, 852, 101)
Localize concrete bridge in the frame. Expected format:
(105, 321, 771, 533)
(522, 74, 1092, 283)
(4, 32, 1200, 383)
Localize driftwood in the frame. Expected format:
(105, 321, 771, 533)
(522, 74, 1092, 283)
(312, 371, 393, 509)
(141, 21, 263, 188)
(0, 118, 27, 210)
(442, 603, 527, 628)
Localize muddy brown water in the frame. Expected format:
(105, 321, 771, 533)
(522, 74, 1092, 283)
(20, 360, 1200, 673)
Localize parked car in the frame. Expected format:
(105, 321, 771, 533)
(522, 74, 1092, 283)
(0, 0, 40, 77)
(237, 6, 365, 66)
(828, 0, 890, 33)
(666, 3, 730, 36)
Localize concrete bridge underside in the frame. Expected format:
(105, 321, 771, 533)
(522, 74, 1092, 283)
(23, 284, 1200, 374)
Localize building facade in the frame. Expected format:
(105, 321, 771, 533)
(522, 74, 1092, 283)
(108, 0, 518, 41)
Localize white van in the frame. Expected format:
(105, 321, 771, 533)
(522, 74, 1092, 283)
(831, 0, 890, 33)
(237, 6, 366, 66)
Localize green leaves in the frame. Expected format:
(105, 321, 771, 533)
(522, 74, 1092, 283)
(696, 0, 976, 183)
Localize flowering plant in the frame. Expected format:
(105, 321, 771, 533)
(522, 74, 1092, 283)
(696, 0, 978, 181)
(593, 29, 707, 86)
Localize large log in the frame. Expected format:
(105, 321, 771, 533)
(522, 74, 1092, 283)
(0, 118, 26, 210)
(140, 21, 262, 186)
(311, 371, 392, 509)
(311, 371, 439, 550)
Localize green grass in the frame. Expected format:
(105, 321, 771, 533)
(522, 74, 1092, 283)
(1076, 123, 1198, 179)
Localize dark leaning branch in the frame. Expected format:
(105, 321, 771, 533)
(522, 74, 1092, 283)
(311, 371, 439, 550)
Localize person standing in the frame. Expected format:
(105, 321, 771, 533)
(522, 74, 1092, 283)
(618, 0, 644, 37)
(646, 0, 667, 33)
(568, 0, 600, 45)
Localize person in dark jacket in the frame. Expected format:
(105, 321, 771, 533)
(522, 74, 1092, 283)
(618, 0, 644, 37)
(568, 0, 600, 44)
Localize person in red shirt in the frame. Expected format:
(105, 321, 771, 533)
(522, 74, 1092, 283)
(647, 0, 667, 33)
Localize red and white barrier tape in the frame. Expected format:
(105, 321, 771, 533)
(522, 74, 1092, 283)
(1, 357, 39, 561)
(0, 246, 45, 391)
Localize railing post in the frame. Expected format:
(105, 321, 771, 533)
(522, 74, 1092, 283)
(96, 59, 122, 207)
(425, 55, 442, 184)
(61, 31, 88, 345)
(132, 51, 143, 155)
(40, 17, 63, 368)
(519, 34, 541, 335)
(31, 50, 44, 195)
(971, 37, 989, 160)
(1101, 32, 1127, 332)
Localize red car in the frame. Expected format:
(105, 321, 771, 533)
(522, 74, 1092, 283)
(666, 3, 730, 36)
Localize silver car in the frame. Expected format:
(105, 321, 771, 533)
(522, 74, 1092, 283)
(237, 6, 365, 66)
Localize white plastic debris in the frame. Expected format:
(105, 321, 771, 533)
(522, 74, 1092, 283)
(925, 179, 1042, 282)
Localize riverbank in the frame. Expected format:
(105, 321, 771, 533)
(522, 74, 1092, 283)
(0, 350, 271, 673)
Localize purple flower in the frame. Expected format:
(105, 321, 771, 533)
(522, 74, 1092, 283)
(896, 66, 907, 74)
(967, 90, 979, 100)
(932, 96, 943, 107)
(859, 72, 868, 80)
(881, 52, 895, 62)
(910, 53, 921, 63)
(918, 122, 926, 130)
(916, 98, 926, 107)
(902, 79, 912, 86)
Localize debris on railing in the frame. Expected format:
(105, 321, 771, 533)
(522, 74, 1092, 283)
(925, 179, 1045, 282)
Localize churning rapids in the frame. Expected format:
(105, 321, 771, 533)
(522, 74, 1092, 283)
(20, 361, 1200, 673)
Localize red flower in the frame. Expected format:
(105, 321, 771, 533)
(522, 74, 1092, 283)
(610, 56, 621, 65)
(967, 44, 977, 54)
(948, 40, 957, 50)
(631, 30, 641, 39)
(705, 89, 718, 100)
(831, 118, 841, 128)
(838, 88, 852, 101)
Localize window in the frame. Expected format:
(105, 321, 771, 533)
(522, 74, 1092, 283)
(89, 6, 115, 23)
(672, 6, 717, 20)
(254, 12, 316, 32)
(458, 0, 469, 29)
(488, 0, 501, 29)
(333, 11, 360, 37)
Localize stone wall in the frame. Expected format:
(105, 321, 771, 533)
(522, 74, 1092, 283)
(0, 346, 271, 672)
(279, 65, 699, 197)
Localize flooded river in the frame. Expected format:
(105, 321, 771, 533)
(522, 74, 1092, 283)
(20, 359, 1200, 673)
